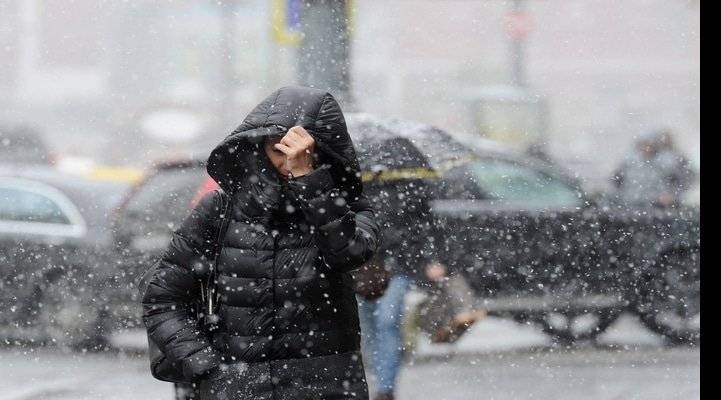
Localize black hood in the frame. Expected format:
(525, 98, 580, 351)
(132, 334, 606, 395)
(207, 86, 362, 202)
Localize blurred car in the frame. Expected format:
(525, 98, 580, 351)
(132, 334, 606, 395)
(0, 124, 57, 165)
(0, 165, 133, 349)
(346, 113, 700, 345)
(431, 142, 700, 344)
(107, 158, 218, 333)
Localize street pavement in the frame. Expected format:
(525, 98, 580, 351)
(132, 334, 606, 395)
(1, 313, 698, 400)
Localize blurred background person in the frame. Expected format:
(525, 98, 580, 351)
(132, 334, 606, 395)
(357, 178, 440, 400)
(358, 177, 484, 400)
(611, 128, 698, 208)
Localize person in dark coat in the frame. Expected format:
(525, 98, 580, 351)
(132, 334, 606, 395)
(356, 178, 438, 400)
(358, 177, 485, 400)
(356, 179, 433, 400)
(142, 86, 379, 399)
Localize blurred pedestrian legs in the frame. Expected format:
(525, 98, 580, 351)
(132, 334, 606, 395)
(358, 274, 412, 400)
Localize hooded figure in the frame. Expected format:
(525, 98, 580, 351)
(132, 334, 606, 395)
(142, 86, 379, 399)
(611, 128, 697, 208)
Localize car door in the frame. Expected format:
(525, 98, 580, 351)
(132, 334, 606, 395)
(430, 156, 604, 310)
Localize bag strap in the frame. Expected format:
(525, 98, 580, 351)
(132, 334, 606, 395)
(202, 189, 231, 313)
(210, 189, 231, 259)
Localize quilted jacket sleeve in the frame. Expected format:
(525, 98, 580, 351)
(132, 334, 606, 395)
(141, 191, 224, 382)
(289, 167, 379, 272)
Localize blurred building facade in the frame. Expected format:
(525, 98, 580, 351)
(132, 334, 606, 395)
(0, 0, 700, 189)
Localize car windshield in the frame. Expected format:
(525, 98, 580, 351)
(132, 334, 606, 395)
(438, 158, 583, 209)
(0, 126, 52, 164)
(120, 165, 207, 222)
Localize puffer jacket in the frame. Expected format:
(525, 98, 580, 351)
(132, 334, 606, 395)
(142, 86, 379, 398)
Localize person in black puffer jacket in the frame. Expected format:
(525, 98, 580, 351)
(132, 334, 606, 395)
(142, 86, 379, 399)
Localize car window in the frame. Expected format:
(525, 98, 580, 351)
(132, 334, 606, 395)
(0, 187, 70, 224)
(437, 158, 583, 208)
(0, 180, 87, 236)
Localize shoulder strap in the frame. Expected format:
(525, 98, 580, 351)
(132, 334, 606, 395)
(204, 189, 230, 313)
(211, 189, 231, 259)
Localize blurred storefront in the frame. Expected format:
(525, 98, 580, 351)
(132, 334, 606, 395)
(0, 0, 700, 183)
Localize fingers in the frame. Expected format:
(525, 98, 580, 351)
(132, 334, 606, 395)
(274, 126, 314, 155)
(284, 126, 311, 142)
(274, 126, 315, 177)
